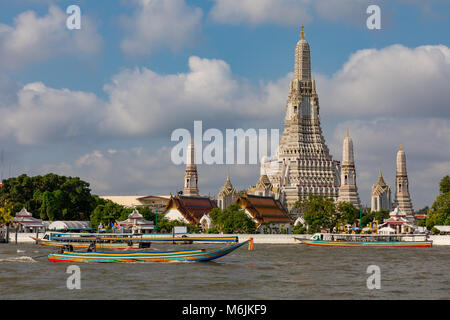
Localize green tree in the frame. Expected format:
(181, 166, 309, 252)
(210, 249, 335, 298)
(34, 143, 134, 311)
(297, 195, 336, 233)
(209, 204, 256, 234)
(440, 175, 450, 194)
(0, 200, 13, 225)
(0, 174, 95, 221)
(156, 215, 197, 233)
(425, 176, 450, 230)
(336, 201, 360, 226)
(360, 209, 389, 228)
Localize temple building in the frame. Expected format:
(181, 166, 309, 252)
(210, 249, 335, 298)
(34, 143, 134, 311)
(371, 169, 392, 212)
(162, 195, 218, 225)
(337, 130, 361, 209)
(260, 26, 340, 211)
(378, 207, 415, 234)
(395, 145, 415, 221)
(235, 194, 292, 234)
(12, 208, 45, 233)
(183, 139, 199, 196)
(248, 171, 278, 199)
(217, 173, 238, 210)
(117, 209, 155, 234)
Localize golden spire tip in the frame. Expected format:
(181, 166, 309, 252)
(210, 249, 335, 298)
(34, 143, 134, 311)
(301, 24, 305, 40)
(399, 144, 403, 151)
(346, 129, 350, 137)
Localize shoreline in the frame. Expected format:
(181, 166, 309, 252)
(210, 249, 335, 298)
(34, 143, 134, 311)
(3, 232, 450, 245)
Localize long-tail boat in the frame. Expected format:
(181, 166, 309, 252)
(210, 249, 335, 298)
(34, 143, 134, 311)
(48, 238, 253, 263)
(298, 233, 432, 247)
(31, 237, 140, 250)
(45, 232, 239, 244)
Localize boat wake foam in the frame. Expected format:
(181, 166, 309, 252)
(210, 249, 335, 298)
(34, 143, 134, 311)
(0, 256, 37, 263)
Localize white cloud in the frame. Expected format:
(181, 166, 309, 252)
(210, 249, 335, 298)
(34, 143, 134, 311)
(42, 145, 260, 197)
(209, 0, 381, 26)
(316, 44, 450, 119)
(120, 0, 203, 56)
(2, 82, 103, 145)
(0, 5, 102, 69)
(210, 0, 312, 26)
(313, 0, 371, 25)
(100, 56, 289, 136)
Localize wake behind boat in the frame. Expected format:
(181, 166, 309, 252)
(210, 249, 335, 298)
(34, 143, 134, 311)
(48, 238, 253, 263)
(298, 233, 432, 247)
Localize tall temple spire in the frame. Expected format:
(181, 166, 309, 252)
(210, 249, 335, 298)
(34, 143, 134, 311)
(183, 139, 199, 196)
(395, 145, 414, 218)
(338, 131, 361, 209)
(294, 24, 311, 81)
(261, 27, 340, 210)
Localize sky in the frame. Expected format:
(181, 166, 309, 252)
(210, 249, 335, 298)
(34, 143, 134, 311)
(0, 0, 449, 209)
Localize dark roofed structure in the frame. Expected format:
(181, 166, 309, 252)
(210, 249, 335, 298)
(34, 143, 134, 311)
(235, 194, 291, 226)
(162, 195, 218, 224)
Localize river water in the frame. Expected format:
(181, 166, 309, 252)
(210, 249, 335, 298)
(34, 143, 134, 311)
(1, 242, 449, 300)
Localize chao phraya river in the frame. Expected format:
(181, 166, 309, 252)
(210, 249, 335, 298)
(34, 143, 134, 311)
(1, 242, 449, 299)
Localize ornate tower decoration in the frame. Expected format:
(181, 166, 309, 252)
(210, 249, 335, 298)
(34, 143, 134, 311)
(261, 26, 341, 211)
(183, 138, 199, 197)
(395, 145, 414, 219)
(337, 130, 361, 209)
(217, 171, 237, 209)
(371, 169, 392, 212)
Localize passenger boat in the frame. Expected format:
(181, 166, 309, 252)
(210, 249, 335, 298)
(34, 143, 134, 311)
(31, 237, 140, 250)
(48, 238, 253, 263)
(45, 232, 239, 244)
(299, 233, 432, 247)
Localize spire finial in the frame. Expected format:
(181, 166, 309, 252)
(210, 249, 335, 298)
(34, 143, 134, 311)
(301, 24, 305, 40)
(399, 144, 403, 151)
(190, 137, 193, 144)
(378, 168, 382, 177)
(346, 129, 350, 137)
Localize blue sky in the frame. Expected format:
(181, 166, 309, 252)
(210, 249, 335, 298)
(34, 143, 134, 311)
(0, 0, 449, 209)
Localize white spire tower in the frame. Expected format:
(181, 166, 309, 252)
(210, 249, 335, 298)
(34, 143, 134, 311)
(337, 130, 361, 209)
(183, 138, 199, 196)
(395, 145, 414, 219)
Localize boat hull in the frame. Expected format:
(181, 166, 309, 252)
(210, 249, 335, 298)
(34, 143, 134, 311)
(48, 240, 249, 263)
(303, 240, 432, 247)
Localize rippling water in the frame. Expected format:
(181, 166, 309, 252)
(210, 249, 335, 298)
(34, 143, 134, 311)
(1, 243, 449, 299)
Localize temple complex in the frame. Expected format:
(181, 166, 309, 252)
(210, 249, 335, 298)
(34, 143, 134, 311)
(337, 130, 361, 209)
(395, 145, 415, 221)
(260, 26, 340, 210)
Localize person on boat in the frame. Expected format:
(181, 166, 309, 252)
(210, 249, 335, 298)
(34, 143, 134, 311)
(87, 242, 96, 252)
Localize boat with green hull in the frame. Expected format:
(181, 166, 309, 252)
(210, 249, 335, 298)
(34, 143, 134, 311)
(48, 238, 253, 263)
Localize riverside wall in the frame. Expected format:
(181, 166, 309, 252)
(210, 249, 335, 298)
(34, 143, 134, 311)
(5, 232, 450, 245)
